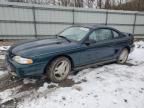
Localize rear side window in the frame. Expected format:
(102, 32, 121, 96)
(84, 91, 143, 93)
(112, 31, 120, 38)
(89, 29, 113, 41)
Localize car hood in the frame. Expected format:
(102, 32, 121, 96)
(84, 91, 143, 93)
(10, 38, 79, 58)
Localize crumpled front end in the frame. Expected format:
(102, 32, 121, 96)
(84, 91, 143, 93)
(5, 50, 48, 78)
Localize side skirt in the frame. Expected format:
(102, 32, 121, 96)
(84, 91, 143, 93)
(73, 59, 117, 72)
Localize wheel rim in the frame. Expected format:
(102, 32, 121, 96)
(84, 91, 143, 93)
(118, 49, 128, 63)
(53, 60, 70, 81)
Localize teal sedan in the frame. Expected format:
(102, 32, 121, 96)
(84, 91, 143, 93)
(5, 25, 134, 83)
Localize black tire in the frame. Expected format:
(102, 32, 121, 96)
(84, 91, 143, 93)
(46, 57, 71, 83)
(117, 48, 129, 64)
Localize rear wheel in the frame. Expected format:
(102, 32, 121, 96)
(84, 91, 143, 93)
(46, 57, 71, 83)
(117, 48, 129, 64)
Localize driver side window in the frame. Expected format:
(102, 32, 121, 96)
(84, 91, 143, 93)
(89, 29, 113, 42)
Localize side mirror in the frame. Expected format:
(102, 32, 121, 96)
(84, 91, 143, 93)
(85, 39, 96, 45)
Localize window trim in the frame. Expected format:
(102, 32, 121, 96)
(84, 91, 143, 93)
(111, 29, 121, 39)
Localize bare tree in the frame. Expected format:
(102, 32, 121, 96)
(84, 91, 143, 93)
(75, 0, 83, 7)
(104, 0, 111, 9)
(97, 0, 102, 8)
(6, 0, 144, 11)
(109, 0, 144, 11)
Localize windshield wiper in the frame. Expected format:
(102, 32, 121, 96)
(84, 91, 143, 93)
(57, 35, 71, 42)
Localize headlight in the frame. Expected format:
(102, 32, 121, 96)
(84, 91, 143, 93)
(13, 56, 33, 64)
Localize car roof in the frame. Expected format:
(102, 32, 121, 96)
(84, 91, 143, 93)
(73, 24, 109, 29)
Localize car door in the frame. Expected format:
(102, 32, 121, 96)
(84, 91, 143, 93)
(79, 28, 116, 65)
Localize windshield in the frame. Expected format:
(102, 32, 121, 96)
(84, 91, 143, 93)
(59, 27, 90, 41)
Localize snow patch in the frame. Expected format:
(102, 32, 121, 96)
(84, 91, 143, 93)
(128, 41, 144, 65)
(0, 46, 10, 51)
(0, 86, 22, 104)
(0, 70, 8, 78)
(37, 83, 58, 93)
(23, 79, 36, 84)
(0, 55, 5, 60)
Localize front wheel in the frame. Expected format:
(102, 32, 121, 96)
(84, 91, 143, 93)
(46, 57, 71, 83)
(117, 48, 129, 64)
